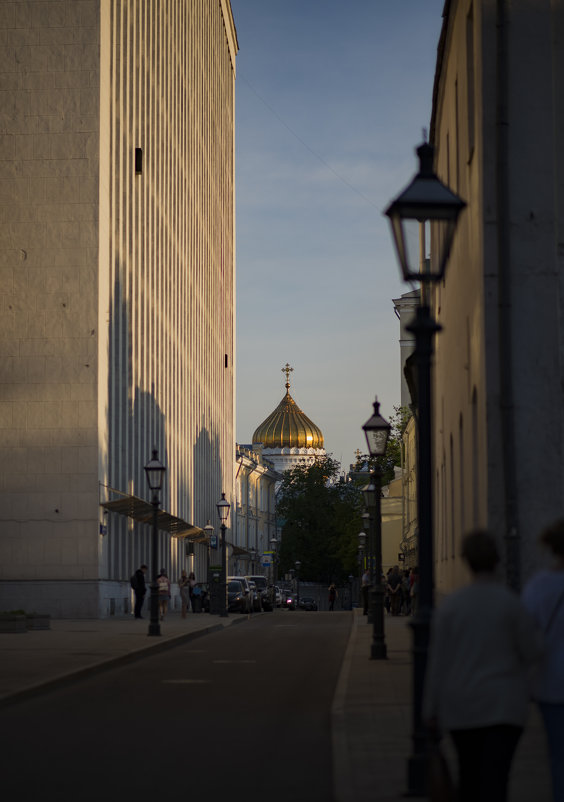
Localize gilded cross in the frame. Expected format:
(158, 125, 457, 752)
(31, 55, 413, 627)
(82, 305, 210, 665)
(282, 362, 294, 388)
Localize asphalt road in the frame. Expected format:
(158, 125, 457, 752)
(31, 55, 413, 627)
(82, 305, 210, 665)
(1, 611, 352, 802)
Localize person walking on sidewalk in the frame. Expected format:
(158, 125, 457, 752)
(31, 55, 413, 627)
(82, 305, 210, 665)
(328, 583, 338, 611)
(386, 565, 402, 615)
(522, 519, 564, 802)
(132, 564, 148, 619)
(179, 570, 190, 619)
(157, 569, 171, 621)
(423, 530, 542, 802)
(188, 571, 197, 612)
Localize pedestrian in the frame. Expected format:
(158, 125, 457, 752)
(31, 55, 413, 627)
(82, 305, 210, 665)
(328, 583, 338, 611)
(386, 565, 402, 615)
(361, 568, 371, 615)
(131, 564, 148, 619)
(522, 519, 564, 802)
(188, 571, 197, 612)
(409, 566, 419, 616)
(423, 530, 542, 802)
(401, 569, 411, 615)
(179, 569, 190, 618)
(188, 571, 199, 613)
(157, 569, 171, 620)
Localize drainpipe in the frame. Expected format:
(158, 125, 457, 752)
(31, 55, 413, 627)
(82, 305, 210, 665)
(496, 0, 520, 590)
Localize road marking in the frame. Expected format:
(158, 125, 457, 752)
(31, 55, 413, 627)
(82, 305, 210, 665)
(162, 679, 211, 684)
(212, 659, 256, 664)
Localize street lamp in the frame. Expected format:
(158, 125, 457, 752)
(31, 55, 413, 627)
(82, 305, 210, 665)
(362, 398, 391, 660)
(295, 560, 301, 607)
(216, 492, 230, 618)
(385, 140, 465, 795)
(270, 537, 279, 605)
(144, 449, 166, 637)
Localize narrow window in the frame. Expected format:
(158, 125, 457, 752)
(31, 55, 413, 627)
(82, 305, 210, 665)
(225, 353, 229, 368)
(135, 148, 143, 174)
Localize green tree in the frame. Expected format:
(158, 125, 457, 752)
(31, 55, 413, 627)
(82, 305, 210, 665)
(277, 456, 363, 583)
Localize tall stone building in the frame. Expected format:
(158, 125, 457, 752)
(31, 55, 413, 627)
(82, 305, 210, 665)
(0, 1, 237, 617)
(425, 0, 564, 594)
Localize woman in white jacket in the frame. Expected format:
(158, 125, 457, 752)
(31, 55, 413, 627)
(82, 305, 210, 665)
(522, 520, 564, 802)
(423, 530, 542, 802)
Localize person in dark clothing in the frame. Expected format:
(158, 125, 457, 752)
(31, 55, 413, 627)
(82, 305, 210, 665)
(386, 565, 402, 615)
(133, 564, 148, 618)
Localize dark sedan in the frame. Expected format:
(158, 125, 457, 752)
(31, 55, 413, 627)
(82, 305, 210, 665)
(227, 579, 250, 613)
(298, 596, 318, 611)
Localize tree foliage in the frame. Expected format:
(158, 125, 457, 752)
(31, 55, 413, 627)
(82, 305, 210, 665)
(277, 456, 363, 584)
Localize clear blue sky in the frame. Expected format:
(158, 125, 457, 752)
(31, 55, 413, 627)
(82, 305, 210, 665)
(232, 0, 445, 469)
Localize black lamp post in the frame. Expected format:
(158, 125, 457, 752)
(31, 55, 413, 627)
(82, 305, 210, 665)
(216, 492, 230, 618)
(270, 536, 279, 604)
(144, 449, 166, 637)
(295, 560, 301, 607)
(385, 141, 465, 795)
(362, 398, 391, 660)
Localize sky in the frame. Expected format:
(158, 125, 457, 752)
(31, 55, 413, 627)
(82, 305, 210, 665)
(231, 0, 445, 470)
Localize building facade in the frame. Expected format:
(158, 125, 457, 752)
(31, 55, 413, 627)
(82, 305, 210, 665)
(233, 444, 280, 576)
(0, 1, 237, 616)
(427, 0, 564, 594)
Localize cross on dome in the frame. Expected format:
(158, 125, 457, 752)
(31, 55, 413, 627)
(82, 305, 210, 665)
(282, 362, 294, 389)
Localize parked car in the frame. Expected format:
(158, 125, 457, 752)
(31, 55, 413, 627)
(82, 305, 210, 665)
(245, 575, 273, 611)
(298, 596, 318, 611)
(227, 578, 251, 613)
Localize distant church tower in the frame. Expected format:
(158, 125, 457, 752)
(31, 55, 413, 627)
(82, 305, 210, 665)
(252, 364, 326, 472)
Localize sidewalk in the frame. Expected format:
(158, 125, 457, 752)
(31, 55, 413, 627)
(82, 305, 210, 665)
(332, 609, 553, 802)
(0, 612, 242, 707)
(0, 608, 554, 801)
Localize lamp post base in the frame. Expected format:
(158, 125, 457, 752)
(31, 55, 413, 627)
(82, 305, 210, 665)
(371, 641, 387, 660)
(406, 752, 427, 797)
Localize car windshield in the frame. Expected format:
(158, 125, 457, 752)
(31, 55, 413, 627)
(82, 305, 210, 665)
(251, 577, 267, 589)
(228, 581, 242, 592)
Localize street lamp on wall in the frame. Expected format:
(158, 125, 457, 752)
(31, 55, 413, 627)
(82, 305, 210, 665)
(216, 492, 231, 618)
(144, 449, 166, 637)
(385, 140, 465, 795)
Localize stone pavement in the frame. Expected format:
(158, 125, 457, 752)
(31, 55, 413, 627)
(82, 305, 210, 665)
(333, 609, 554, 802)
(0, 612, 242, 706)
(0, 607, 555, 801)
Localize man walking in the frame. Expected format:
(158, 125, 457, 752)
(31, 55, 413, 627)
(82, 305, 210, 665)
(132, 564, 148, 618)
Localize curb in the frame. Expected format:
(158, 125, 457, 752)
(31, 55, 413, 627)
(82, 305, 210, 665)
(0, 614, 248, 709)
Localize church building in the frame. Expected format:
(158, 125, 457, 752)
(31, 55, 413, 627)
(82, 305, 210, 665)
(251, 364, 326, 473)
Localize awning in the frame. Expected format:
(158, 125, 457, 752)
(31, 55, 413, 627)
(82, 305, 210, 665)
(100, 487, 204, 540)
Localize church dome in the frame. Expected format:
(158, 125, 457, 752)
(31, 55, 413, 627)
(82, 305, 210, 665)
(252, 364, 324, 450)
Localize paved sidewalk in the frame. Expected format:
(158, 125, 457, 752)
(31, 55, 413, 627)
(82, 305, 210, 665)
(0, 612, 243, 706)
(332, 609, 554, 802)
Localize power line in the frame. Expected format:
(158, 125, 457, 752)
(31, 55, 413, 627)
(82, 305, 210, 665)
(239, 73, 380, 210)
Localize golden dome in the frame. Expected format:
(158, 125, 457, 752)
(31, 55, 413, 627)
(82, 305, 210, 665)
(252, 364, 324, 450)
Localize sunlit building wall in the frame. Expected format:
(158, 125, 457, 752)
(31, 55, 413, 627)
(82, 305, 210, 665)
(0, 1, 237, 616)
